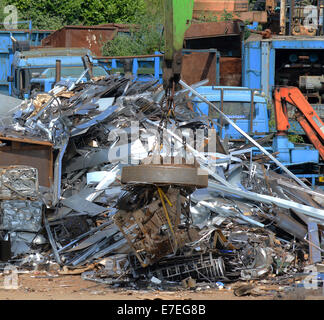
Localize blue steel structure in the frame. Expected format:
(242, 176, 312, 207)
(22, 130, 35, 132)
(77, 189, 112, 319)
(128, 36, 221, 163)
(0, 24, 51, 95)
(29, 65, 108, 94)
(98, 49, 220, 85)
(192, 86, 269, 139)
(99, 52, 163, 83)
(242, 36, 324, 101)
(10, 48, 108, 99)
(242, 36, 324, 187)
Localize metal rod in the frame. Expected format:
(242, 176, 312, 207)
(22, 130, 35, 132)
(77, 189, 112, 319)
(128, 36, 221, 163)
(289, 0, 292, 35)
(322, 0, 324, 36)
(82, 55, 93, 80)
(220, 88, 224, 137)
(95, 54, 164, 60)
(291, 0, 295, 34)
(208, 181, 324, 220)
(55, 60, 61, 84)
(179, 79, 310, 189)
(318, 0, 321, 36)
(250, 90, 255, 134)
(280, 0, 286, 35)
(44, 215, 62, 265)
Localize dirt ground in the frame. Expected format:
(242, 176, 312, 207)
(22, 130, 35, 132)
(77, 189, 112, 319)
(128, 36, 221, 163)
(0, 271, 323, 300)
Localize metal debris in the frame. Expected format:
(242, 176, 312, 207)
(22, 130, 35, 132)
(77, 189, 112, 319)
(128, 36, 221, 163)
(0, 75, 323, 293)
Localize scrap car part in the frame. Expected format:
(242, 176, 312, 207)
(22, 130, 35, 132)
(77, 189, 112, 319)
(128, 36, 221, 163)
(240, 247, 273, 280)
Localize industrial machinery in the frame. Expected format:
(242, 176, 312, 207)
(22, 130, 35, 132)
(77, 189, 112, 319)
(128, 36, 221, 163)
(8, 48, 108, 99)
(192, 86, 270, 140)
(243, 37, 324, 108)
(0, 27, 51, 96)
(162, 0, 194, 91)
(272, 86, 324, 184)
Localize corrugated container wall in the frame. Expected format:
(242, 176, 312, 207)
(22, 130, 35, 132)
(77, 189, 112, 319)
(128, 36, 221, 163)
(42, 25, 131, 56)
(194, 0, 249, 14)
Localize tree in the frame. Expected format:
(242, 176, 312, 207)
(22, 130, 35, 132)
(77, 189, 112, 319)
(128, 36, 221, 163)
(102, 14, 164, 56)
(3, 0, 147, 29)
(102, 1, 164, 56)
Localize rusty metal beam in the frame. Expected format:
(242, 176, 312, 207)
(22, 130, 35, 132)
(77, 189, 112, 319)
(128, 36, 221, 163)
(55, 59, 61, 84)
(95, 54, 163, 60)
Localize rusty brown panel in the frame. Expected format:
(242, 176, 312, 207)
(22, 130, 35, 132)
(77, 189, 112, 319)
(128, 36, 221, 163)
(219, 57, 242, 86)
(193, 0, 249, 12)
(0, 135, 53, 147)
(43, 32, 66, 48)
(70, 29, 116, 56)
(181, 52, 218, 86)
(0, 137, 53, 188)
(239, 11, 268, 23)
(185, 21, 242, 39)
(42, 26, 119, 56)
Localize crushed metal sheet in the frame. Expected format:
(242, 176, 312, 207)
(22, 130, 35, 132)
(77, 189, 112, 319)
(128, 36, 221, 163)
(0, 166, 39, 200)
(0, 200, 43, 232)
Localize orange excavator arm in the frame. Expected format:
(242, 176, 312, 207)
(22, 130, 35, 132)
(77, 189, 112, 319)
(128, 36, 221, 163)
(273, 87, 324, 160)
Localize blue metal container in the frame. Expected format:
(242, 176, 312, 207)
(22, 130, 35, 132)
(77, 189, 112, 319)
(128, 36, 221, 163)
(0, 27, 51, 95)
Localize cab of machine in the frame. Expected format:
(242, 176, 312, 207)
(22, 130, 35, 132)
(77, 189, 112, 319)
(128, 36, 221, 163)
(9, 48, 107, 99)
(29, 65, 108, 95)
(192, 86, 269, 139)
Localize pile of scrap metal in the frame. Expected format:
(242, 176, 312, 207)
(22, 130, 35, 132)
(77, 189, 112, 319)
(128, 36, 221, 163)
(0, 74, 323, 290)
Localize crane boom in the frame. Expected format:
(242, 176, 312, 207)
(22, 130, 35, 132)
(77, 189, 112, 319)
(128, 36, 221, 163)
(274, 86, 324, 160)
(163, 0, 194, 90)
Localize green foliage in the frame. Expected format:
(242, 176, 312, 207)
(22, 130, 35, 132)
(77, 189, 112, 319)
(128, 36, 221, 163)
(102, 34, 143, 56)
(220, 10, 234, 21)
(102, 14, 164, 56)
(197, 9, 234, 23)
(288, 134, 305, 144)
(197, 11, 218, 23)
(145, 0, 163, 15)
(102, 0, 164, 56)
(2, 0, 147, 29)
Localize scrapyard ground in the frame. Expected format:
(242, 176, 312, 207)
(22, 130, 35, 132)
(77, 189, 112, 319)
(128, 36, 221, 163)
(0, 272, 323, 300)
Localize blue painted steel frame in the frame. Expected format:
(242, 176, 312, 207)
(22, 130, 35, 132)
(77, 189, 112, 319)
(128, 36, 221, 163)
(192, 86, 269, 139)
(0, 24, 51, 96)
(243, 38, 324, 100)
(100, 49, 220, 84)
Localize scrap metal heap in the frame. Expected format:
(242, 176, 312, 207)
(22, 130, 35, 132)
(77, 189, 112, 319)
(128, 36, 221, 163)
(0, 74, 323, 292)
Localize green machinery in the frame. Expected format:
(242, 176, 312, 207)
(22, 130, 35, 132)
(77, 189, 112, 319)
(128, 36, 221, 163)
(163, 0, 194, 91)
